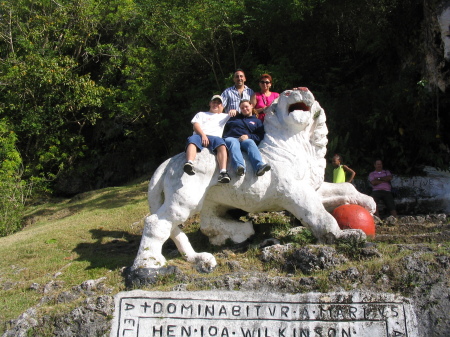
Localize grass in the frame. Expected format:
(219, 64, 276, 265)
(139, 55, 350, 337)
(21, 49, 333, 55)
(0, 180, 149, 331)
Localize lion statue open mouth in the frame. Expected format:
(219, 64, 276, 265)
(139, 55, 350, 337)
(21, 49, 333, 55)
(130, 89, 376, 277)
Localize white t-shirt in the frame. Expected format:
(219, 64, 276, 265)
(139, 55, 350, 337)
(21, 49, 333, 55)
(191, 111, 230, 137)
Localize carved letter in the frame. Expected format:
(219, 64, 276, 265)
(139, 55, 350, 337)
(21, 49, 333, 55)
(141, 302, 151, 313)
(349, 306, 357, 319)
(255, 305, 262, 316)
(240, 328, 253, 337)
(391, 306, 399, 317)
(299, 328, 310, 337)
(319, 306, 329, 319)
(232, 305, 241, 316)
(167, 303, 176, 314)
(269, 306, 276, 316)
(122, 329, 133, 336)
(124, 303, 135, 311)
(153, 302, 162, 314)
(314, 326, 323, 337)
(377, 306, 386, 318)
(219, 305, 227, 316)
(341, 327, 351, 337)
(152, 325, 163, 337)
(181, 326, 191, 336)
(300, 307, 310, 319)
(209, 326, 218, 336)
(167, 325, 176, 337)
(123, 319, 135, 326)
(205, 305, 214, 317)
(181, 304, 193, 315)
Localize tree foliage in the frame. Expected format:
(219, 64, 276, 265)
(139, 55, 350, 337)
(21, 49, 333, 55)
(0, 119, 28, 236)
(0, 0, 448, 203)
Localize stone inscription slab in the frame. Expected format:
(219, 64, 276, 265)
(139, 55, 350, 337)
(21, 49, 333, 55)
(111, 291, 419, 337)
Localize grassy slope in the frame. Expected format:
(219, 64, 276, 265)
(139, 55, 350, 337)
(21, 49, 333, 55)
(0, 181, 149, 329)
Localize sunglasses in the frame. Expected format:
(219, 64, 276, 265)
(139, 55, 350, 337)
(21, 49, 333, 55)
(260, 81, 271, 84)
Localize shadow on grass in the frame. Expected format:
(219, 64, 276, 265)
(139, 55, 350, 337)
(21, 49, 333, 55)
(73, 229, 141, 270)
(72, 226, 217, 271)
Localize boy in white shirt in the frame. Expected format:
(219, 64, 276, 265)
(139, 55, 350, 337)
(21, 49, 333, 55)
(184, 95, 231, 183)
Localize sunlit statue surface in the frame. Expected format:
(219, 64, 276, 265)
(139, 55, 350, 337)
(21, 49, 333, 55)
(131, 89, 376, 274)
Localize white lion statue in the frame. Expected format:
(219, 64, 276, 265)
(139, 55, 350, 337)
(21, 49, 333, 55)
(131, 89, 376, 274)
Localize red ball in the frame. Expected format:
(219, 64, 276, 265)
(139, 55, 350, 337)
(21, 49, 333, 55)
(331, 204, 375, 238)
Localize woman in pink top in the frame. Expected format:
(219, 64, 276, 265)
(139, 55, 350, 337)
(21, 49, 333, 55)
(250, 74, 279, 122)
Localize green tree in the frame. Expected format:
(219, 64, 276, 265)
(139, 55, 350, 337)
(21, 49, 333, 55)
(0, 119, 28, 236)
(0, 0, 448, 204)
(0, 0, 109, 181)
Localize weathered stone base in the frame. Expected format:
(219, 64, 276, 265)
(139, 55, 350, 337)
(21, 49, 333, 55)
(124, 266, 179, 288)
(110, 290, 419, 337)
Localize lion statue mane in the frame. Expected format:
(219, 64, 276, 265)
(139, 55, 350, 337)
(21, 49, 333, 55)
(131, 89, 375, 275)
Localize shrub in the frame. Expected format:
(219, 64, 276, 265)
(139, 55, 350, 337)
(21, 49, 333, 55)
(0, 119, 28, 236)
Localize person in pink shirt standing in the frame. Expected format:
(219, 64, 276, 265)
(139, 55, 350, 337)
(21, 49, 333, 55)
(369, 159, 398, 218)
(250, 74, 279, 122)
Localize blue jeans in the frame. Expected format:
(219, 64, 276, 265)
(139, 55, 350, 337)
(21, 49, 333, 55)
(224, 137, 265, 172)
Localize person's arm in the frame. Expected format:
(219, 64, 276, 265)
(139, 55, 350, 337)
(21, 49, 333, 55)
(193, 122, 209, 147)
(251, 93, 265, 114)
(369, 173, 380, 186)
(250, 93, 257, 107)
(342, 165, 356, 183)
(372, 171, 393, 184)
(220, 91, 237, 115)
(377, 175, 392, 182)
(381, 171, 393, 182)
(370, 173, 391, 186)
(371, 179, 384, 186)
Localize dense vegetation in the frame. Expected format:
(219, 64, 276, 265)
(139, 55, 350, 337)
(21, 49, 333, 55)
(0, 0, 449, 235)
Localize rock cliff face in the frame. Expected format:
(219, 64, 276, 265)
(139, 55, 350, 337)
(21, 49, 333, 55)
(438, 2, 450, 61)
(424, 0, 450, 92)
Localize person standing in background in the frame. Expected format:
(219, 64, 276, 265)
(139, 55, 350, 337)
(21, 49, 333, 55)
(369, 159, 398, 217)
(332, 154, 356, 183)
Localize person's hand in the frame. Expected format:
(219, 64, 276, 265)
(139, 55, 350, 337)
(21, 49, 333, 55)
(239, 135, 249, 141)
(228, 109, 237, 117)
(293, 87, 309, 92)
(201, 135, 209, 147)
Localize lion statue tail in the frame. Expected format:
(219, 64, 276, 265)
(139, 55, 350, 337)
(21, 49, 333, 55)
(148, 157, 172, 213)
